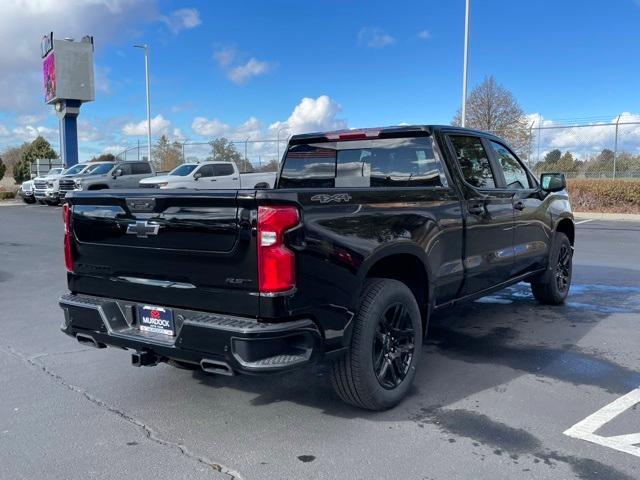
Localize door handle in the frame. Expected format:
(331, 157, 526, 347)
(468, 202, 484, 215)
(514, 200, 525, 211)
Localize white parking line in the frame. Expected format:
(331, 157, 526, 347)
(575, 219, 595, 225)
(564, 388, 640, 458)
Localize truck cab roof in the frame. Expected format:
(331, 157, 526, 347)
(289, 125, 503, 144)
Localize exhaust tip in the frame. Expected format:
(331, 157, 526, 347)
(76, 333, 106, 349)
(200, 358, 235, 376)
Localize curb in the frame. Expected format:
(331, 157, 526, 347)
(0, 200, 23, 207)
(574, 212, 640, 221)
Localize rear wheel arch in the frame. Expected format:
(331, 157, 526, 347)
(358, 249, 431, 334)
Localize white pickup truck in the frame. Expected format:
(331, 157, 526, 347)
(139, 161, 277, 190)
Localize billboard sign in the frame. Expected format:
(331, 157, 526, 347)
(42, 36, 95, 105)
(43, 52, 56, 103)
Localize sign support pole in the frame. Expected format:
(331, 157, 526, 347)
(56, 100, 81, 167)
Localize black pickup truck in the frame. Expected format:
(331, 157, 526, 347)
(59, 126, 574, 410)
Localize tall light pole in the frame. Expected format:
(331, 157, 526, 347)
(461, 0, 471, 127)
(134, 44, 152, 163)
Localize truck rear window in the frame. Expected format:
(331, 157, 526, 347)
(279, 137, 447, 189)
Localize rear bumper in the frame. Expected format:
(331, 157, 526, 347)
(59, 293, 323, 374)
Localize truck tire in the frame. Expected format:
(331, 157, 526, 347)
(531, 232, 572, 305)
(331, 278, 422, 410)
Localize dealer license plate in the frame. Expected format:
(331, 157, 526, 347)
(137, 305, 175, 336)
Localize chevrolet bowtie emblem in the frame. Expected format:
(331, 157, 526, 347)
(126, 221, 160, 238)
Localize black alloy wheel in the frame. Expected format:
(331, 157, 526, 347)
(373, 303, 416, 389)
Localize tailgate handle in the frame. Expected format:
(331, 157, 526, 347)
(126, 197, 156, 212)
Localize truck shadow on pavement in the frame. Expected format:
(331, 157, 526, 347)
(191, 265, 640, 419)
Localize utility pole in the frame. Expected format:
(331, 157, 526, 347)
(134, 44, 152, 164)
(461, 0, 471, 127)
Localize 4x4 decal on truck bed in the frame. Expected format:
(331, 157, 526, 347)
(310, 193, 352, 204)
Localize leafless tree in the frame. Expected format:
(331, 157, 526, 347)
(452, 76, 530, 155)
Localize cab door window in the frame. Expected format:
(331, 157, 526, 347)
(449, 136, 497, 189)
(197, 165, 215, 178)
(117, 163, 132, 176)
(489, 141, 531, 189)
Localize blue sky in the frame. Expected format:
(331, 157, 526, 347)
(1, 0, 639, 161)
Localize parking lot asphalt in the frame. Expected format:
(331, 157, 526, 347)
(1, 203, 639, 480)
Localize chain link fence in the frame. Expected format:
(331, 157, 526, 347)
(115, 138, 287, 174)
(116, 119, 640, 180)
(490, 119, 640, 179)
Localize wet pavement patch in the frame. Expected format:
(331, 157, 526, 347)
(412, 406, 636, 480)
(536, 452, 636, 480)
(473, 283, 640, 316)
(428, 326, 640, 394)
(411, 407, 541, 453)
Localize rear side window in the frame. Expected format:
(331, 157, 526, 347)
(279, 136, 447, 189)
(490, 141, 531, 189)
(449, 136, 496, 189)
(118, 163, 132, 175)
(131, 163, 151, 174)
(279, 145, 337, 188)
(214, 163, 235, 176)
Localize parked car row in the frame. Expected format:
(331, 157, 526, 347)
(18, 160, 277, 206)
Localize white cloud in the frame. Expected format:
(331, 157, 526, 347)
(191, 116, 262, 139)
(161, 8, 201, 33)
(101, 144, 128, 155)
(191, 95, 346, 142)
(0, 125, 11, 137)
(358, 27, 395, 48)
(526, 112, 640, 160)
(417, 30, 431, 40)
(269, 95, 347, 136)
(213, 46, 237, 68)
(11, 124, 57, 142)
(172, 128, 187, 142)
(0, 1, 198, 116)
(213, 46, 273, 84)
(94, 65, 112, 94)
(16, 114, 46, 125)
(122, 114, 172, 136)
(228, 58, 272, 84)
(0, 0, 159, 113)
(77, 120, 104, 142)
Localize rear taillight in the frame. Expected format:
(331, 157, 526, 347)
(257, 206, 300, 294)
(62, 203, 73, 272)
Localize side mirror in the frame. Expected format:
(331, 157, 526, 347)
(193, 172, 202, 180)
(540, 172, 566, 192)
(113, 168, 123, 178)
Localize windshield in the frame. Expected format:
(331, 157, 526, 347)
(87, 163, 115, 175)
(169, 164, 198, 176)
(64, 164, 87, 175)
(46, 168, 64, 177)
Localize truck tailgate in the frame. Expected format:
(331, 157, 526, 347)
(67, 190, 259, 317)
